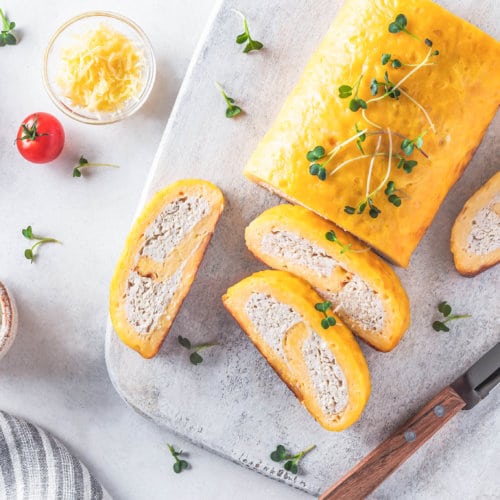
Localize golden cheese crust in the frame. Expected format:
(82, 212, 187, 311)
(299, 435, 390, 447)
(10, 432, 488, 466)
(245, 204, 410, 351)
(222, 270, 371, 431)
(110, 179, 224, 358)
(244, 0, 500, 267)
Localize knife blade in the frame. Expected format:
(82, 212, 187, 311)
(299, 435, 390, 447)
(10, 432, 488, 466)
(320, 342, 500, 500)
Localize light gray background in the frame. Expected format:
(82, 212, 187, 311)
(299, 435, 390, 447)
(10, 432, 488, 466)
(1, 1, 498, 499)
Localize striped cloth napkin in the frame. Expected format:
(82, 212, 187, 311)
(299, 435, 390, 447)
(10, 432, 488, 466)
(0, 410, 110, 499)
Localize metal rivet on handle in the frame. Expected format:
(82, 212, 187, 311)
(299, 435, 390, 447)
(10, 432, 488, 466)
(404, 430, 416, 442)
(433, 404, 446, 417)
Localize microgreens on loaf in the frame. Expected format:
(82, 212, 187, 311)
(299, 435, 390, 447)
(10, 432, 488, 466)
(338, 74, 367, 112)
(72, 155, 119, 178)
(177, 335, 218, 365)
(22, 225, 61, 263)
(167, 444, 189, 473)
(0, 9, 16, 46)
(314, 301, 337, 329)
(432, 301, 471, 332)
(270, 444, 316, 475)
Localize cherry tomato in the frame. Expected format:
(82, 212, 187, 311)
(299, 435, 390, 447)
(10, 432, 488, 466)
(16, 112, 65, 164)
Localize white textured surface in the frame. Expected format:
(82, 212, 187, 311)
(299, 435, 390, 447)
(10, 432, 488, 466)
(302, 333, 348, 416)
(105, 0, 500, 497)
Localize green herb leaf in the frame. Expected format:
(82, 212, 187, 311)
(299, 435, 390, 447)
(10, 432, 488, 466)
(432, 321, 449, 332)
(236, 32, 248, 44)
(72, 155, 119, 178)
(317, 167, 327, 181)
(381, 53, 391, 65)
(234, 11, 264, 53)
(189, 352, 203, 365)
(391, 59, 402, 68)
(284, 461, 298, 474)
(325, 230, 337, 242)
(24, 249, 33, 262)
(388, 194, 402, 206)
(226, 105, 242, 118)
(216, 82, 243, 118)
(385, 181, 396, 195)
(270, 445, 287, 462)
(168, 444, 189, 473)
(425, 38, 433, 47)
(0, 9, 17, 47)
(369, 205, 381, 218)
(438, 301, 452, 317)
(178, 335, 191, 349)
(344, 206, 356, 215)
(338, 85, 353, 98)
(22, 226, 33, 239)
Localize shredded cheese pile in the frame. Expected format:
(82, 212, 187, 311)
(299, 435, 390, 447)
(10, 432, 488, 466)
(58, 24, 144, 114)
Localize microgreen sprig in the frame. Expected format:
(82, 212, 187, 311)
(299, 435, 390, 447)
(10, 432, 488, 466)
(167, 444, 189, 473)
(384, 181, 402, 207)
(338, 74, 367, 112)
(215, 82, 243, 118)
(381, 53, 402, 68)
(401, 130, 427, 156)
(72, 155, 119, 178)
(314, 301, 337, 329)
(178, 335, 218, 365)
(432, 301, 471, 332)
(270, 444, 316, 475)
(0, 8, 16, 46)
(325, 230, 368, 254)
(233, 9, 263, 53)
(388, 14, 419, 40)
(370, 72, 401, 99)
(22, 225, 61, 263)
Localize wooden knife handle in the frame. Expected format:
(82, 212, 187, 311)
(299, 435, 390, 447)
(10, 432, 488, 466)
(320, 386, 466, 500)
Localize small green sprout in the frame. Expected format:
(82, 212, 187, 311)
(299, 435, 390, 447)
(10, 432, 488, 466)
(178, 335, 218, 365)
(233, 9, 263, 53)
(354, 123, 366, 154)
(401, 130, 427, 156)
(325, 230, 352, 254)
(432, 301, 471, 332)
(0, 8, 16, 46)
(338, 75, 367, 112)
(167, 444, 189, 473)
(215, 82, 242, 118)
(270, 444, 316, 475)
(306, 146, 327, 181)
(345, 198, 381, 219)
(370, 72, 400, 99)
(72, 155, 119, 177)
(314, 301, 337, 329)
(381, 53, 402, 68)
(384, 181, 402, 207)
(22, 225, 61, 263)
(396, 156, 418, 174)
(388, 13, 419, 40)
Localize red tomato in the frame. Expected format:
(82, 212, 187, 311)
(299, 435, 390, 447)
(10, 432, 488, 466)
(16, 112, 65, 164)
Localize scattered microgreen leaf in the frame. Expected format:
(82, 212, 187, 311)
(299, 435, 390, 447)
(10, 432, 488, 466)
(396, 156, 418, 173)
(21, 225, 61, 263)
(0, 8, 16, 47)
(215, 82, 243, 118)
(306, 146, 325, 162)
(177, 335, 218, 365)
(72, 155, 119, 178)
(233, 9, 263, 53)
(432, 301, 470, 332)
(270, 444, 316, 475)
(167, 444, 189, 473)
(315, 301, 337, 329)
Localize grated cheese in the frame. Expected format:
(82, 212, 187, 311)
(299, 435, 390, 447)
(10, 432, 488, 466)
(58, 23, 144, 114)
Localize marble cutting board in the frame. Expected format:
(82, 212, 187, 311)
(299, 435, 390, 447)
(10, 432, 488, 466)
(105, 0, 500, 496)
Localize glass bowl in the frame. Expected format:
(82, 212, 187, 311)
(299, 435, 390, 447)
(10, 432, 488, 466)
(43, 11, 156, 125)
